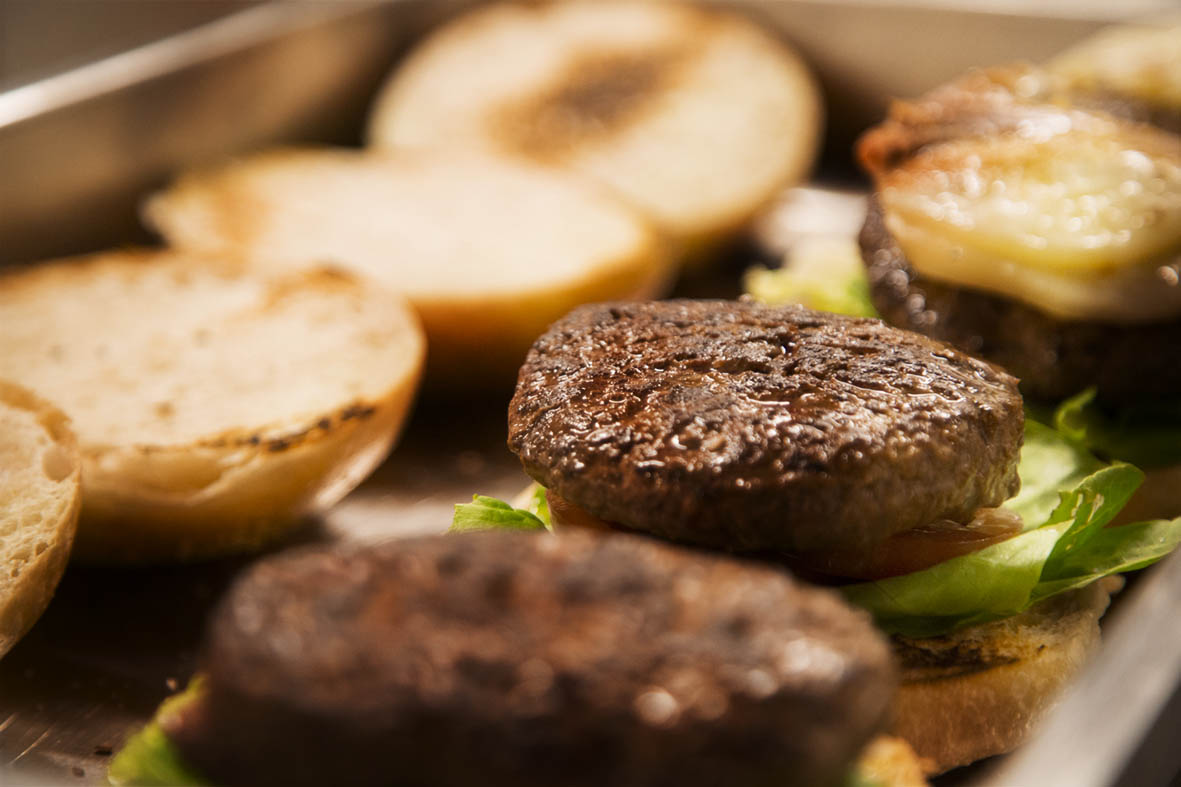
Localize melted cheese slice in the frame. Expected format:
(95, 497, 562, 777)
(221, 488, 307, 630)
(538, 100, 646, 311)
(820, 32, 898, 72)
(879, 121, 1181, 322)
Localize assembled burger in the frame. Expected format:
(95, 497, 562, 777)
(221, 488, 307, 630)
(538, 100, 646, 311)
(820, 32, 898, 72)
(478, 299, 1181, 772)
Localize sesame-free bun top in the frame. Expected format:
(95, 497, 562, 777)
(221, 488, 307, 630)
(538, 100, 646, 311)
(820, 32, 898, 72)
(0, 250, 424, 562)
(367, 0, 823, 256)
(144, 148, 671, 386)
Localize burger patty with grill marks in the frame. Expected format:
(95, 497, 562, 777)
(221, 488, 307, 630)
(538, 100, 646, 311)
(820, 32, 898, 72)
(164, 530, 896, 787)
(508, 300, 1024, 568)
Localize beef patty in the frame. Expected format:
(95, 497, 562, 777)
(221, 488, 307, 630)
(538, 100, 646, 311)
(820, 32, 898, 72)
(165, 530, 895, 787)
(508, 300, 1023, 559)
(861, 197, 1181, 403)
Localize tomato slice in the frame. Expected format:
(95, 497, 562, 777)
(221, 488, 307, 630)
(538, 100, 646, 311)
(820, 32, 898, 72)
(546, 490, 1022, 581)
(796, 508, 1023, 581)
(546, 490, 616, 532)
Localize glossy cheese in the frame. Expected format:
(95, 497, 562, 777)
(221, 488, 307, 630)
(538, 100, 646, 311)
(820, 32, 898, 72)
(879, 121, 1181, 322)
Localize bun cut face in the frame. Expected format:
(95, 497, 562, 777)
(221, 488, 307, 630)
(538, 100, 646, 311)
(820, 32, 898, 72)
(0, 251, 424, 562)
(0, 381, 81, 657)
(368, 0, 823, 256)
(145, 148, 671, 386)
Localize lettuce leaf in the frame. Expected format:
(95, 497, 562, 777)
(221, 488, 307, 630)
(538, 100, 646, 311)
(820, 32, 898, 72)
(843, 433, 1181, 637)
(743, 238, 878, 318)
(1055, 388, 1181, 469)
(108, 679, 210, 786)
(457, 433, 1181, 638)
(1003, 418, 1103, 529)
(451, 493, 550, 533)
(515, 482, 551, 526)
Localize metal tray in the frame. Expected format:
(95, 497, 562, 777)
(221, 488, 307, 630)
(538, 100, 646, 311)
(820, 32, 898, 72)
(1, 2, 1178, 785)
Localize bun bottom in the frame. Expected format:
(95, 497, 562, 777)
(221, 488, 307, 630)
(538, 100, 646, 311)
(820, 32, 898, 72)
(854, 735, 930, 787)
(890, 580, 1114, 774)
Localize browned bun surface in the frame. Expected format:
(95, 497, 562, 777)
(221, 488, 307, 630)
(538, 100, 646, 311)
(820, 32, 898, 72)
(890, 581, 1113, 775)
(509, 300, 1023, 560)
(860, 196, 1181, 403)
(168, 530, 895, 787)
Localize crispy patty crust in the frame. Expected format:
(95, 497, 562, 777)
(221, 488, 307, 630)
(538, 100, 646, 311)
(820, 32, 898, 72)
(508, 300, 1023, 557)
(166, 530, 895, 787)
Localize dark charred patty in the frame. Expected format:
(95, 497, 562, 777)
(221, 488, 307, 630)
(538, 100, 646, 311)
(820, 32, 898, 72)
(508, 300, 1023, 559)
(860, 197, 1181, 403)
(164, 531, 895, 787)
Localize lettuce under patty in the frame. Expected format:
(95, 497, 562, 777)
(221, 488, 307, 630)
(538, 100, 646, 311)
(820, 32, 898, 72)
(458, 422, 1181, 637)
(844, 452, 1181, 637)
(1055, 388, 1181, 470)
(107, 679, 210, 786)
(743, 238, 879, 318)
(452, 488, 550, 533)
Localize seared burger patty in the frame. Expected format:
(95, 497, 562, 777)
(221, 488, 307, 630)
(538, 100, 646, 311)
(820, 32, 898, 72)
(861, 197, 1181, 403)
(509, 300, 1023, 560)
(165, 530, 896, 787)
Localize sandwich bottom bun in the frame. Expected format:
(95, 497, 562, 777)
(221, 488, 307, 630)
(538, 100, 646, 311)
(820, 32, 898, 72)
(855, 736, 930, 787)
(890, 579, 1115, 774)
(0, 381, 81, 657)
(0, 251, 425, 563)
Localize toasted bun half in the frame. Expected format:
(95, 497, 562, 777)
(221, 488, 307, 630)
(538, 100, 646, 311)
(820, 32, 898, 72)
(367, 0, 823, 257)
(890, 581, 1114, 774)
(1049, 16, 1181, 114)
(144, 148, 671, 386)
(0, 381, 81, 656)
(855, 736, 930, 787)
(0, 251, 424, 562)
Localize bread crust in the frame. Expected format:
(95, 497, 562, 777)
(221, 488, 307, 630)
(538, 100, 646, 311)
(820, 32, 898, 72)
(74, 386, 417, 562)
(890, 582, 1112, 774)
(0, 381, 81, 656)
(0, 251, 425, 562)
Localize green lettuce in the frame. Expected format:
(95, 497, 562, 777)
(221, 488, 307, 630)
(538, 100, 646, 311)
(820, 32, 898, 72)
(108, 680, 210, 786)
(743, 238, 878, 318)
(843, 767, 887, 787)
(451, 492, 550, 533)
(1004, 419, 1103, 530)
(456, 431, 1181, 638)
(844, 423, 1181, 637)
(1054, 388, 1181, 470)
